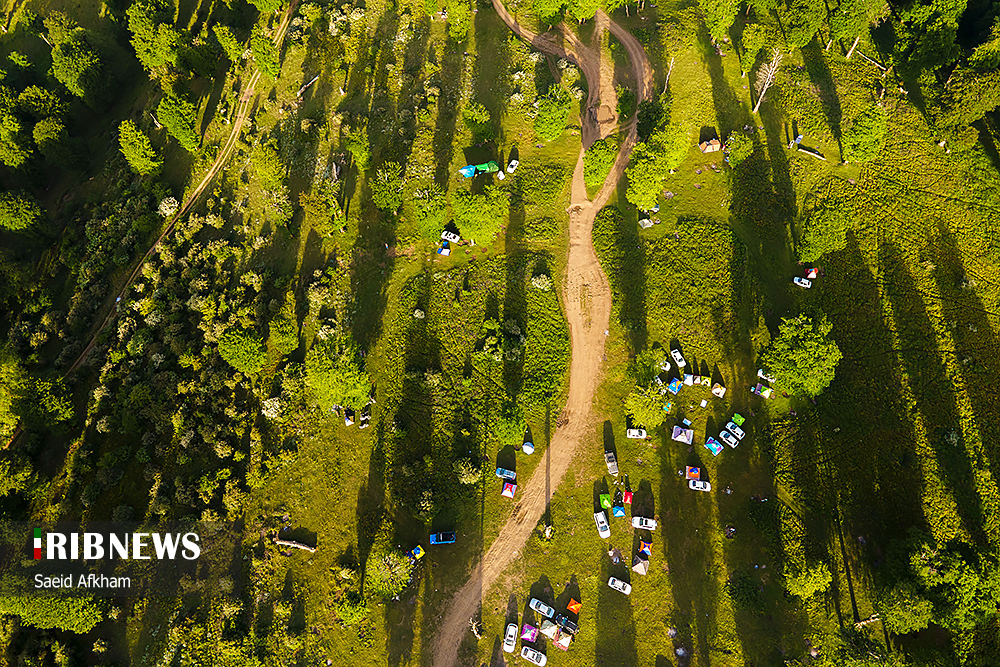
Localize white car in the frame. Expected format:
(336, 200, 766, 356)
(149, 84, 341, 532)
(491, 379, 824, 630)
(506, 159, 519, 174)
(626, 428, 647, 439)
(725, 422, 745, 439)
(670, 348, 686, 368)
(757, 368, 776, 383)
(689, 479, 711, 492)
(441, 230, 461, 243)
(719, 430, 740, 448)
(631, 516, 657, 530)
(528, 597, 555, 618)
(503, 622, 518, 652)
(793, 276, 812, 288)
(594, 511, 611, 539)
(520, 646, 547, 666)
(608, 577, 632, 595)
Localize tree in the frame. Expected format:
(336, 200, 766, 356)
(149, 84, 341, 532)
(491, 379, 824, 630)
(759, 315, 841, 396)
(752, 48, 782, 114)
(462, 101, 493, 142)
(0, 456, 32, 497)
(251, 26, 280, 79)
(624, 125, 686, 211)
(625, 385, 667, 429)
(534, 87, 572, 141)
(371, 161, 404, 211)
(126, 0, 181, 75)
(213, 25, 244, 66)
(584, 136, 619, 190)
(364, 523, 413, 599)
(43, 11, 80, 46)
(451, 185, 509, 240)
(891, 0, 964, 74)
(931, 68, 1000, 147)
(0, 349, 24, 439)
(533, 0, 566, 22)
(699, 0, 738, 43)
(50, 36, 105, 108)
(494, 400, 526, 446)
(568, 0, 599, 21)
(0, 93, 32, 169)
(798, 202, 849, 261)
(843, 105, 887, 163)
(269, 313, 299, 356)
(305, 336, 371, 410)
(446, 0, 471, 41)
(118, 120, 162, 175)
(829, 0, 889, 56)
(780, 0, 824, 48)
(630, 347, 666, 386)
(636, 99, 664, 141)
(344, 127, 371, 169)
(157, 93, 199, 152)
(250, 140, 286, 191)
(17, 86, 66, 119)
(0, 192, 41, 231)
(33, 117, 74, 166)
(875, 581, 934, 634)
(0, 596, 102, 633)
(249, 0, 283, 12)
(740, 23, 780, 75)
(218, 329, 267, 375)
(784, 561, 832, 598)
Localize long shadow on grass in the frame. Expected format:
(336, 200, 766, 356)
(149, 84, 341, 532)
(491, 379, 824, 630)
(697, 23, 751, 138)
(433, 44, 466, 187)
(800, 40, 843, 160)
(503, 176, 528, 397)
(881, 243, 988, 546)
(349, 182, 396, 350)
(592, 205, 647, 351)
(596, 545, 639, 665)
(473, 1, 513, 144)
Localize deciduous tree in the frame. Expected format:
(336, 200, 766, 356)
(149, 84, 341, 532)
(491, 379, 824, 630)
(699, 0, 738, 43)
(625, 385, 667, 429)
(783, 561, 832, 598)
(371, 161, 405, 211)
(0, 191, 41, 231)
(534, 87, 572, 141)
(842, 104, 887, 162)
(305, 336, 371, 410)
(218, 328, 267, 375)
(759, 314, 841, 396)
(126, 0, 181, 75)
(250, 26, 280, 79)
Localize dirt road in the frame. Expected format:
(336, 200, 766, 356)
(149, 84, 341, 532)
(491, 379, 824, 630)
(430, 7, 652, 666)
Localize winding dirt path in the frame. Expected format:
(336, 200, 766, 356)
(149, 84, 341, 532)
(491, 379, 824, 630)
(430, 7, 652, 666)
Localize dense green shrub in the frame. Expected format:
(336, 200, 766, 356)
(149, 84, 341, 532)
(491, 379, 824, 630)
(843, 105, 887, 163)
(534, 87, 572, 141)
(334, 593, 368, 625)
(305, 336, 371, 410)
(783, 561, 832, 598)
(364, 523, 413, 599)
(625, 125, 687, 210)
(760, 315, 841, 396)
(0, 597, 102, 633)
(494, 400, 526, 445)
(616, 85, 635, 120)
(269, 315, 299, 356)
(798, 202, 849, 261)
(725, 131, 755, 167)
(118, 120, 161, 175)
(344, 127, 371, 170)
(371, 161, 404, 211)
(624, 385, 667, 429)
(0, 192, 41, 231)
(462, 102, 493, 142)
(250, 140, 286, 191)
(451, 185, 509, 241)
(50, 37, 105, 108)
(218, 329, 267, 374)
(213, 25, 243, 65)
(157, 94, 199, 152)
(583, 136, 619, 191)
(412, 184, 447, 241)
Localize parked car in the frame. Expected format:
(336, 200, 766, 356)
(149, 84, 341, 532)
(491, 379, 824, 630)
(503, 622, 518, 653)
(756, 369, 776, 383)
(555, 614, 579, 635)
(725, 422, 746, 439)
(528, 598, 555, 618)
(631, 516, 657, 530)
(670, 348, 687, 368)
(506, 159, 520, 174)
(608, 577, 632, 595)
(689, 479, 712, 492)
(793, 276, 812, 288)
(441, 230, 461, 243)
(429, 531, 456, 545)
(594, 511, 611, 539)
(719, 430, 740, 448)
(604, 451, 619, 476)
(520, 646, 547, 666)
(495, 467, 517, 481)
(626, 428, 647, 439)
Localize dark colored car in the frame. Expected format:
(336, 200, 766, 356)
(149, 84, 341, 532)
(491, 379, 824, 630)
(554, 614, 579, 635)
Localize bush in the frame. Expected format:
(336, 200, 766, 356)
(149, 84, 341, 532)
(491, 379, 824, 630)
(412, 184, 447, 241)
(463, 101, 493, 142)
(218, 329, 266, 375)
(584, 136, 619, 191)
(344, 127, 371, 170)
(269, 315, 299, 355)
(118, 120, 161, 175)
(783, 561, 832, 598)
(371, 161, 404, 211)
(364, 523, 413, 599)
(0, 192, 42, 231)
(534, 87, 572, 141)
(624, 385, 667, 429)
(726, 131, 755, 167)
(843, 105, 887, 163)
(335, 593, 369, 625)
(0, 596, 102, 633)
(451, 185, 509, 241)
(759, 315, 841, 397)
(305, 336, 371, 410)
(798, 202, 849, 261)
(250, 25, 280, 79)
(616, 85, 635, 120)
(494, 400, 525, 446)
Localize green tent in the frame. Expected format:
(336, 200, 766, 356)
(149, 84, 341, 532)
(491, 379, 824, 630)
(600, 493, 611, 509)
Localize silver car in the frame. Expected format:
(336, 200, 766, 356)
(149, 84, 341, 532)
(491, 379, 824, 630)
(719, 430, 740, 448)
(594, 511, 611, 539)
(631, 516, 657, 530)
(725, 422, 745, 439)
(689, 479, 712, 492)
(503, 622, 517, 653)
(608, 576, 632, 595)
(528, 597, 555, 618)
(520, 646, 547, 666)
(670, 348, 686, 368)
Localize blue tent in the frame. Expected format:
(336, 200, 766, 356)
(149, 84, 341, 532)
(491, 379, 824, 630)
(612, 504, 626, 518)
(459, 165, 476, 177)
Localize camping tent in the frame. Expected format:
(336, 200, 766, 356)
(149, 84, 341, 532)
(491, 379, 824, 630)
(567, 598, 582, 614)
(667, 379, 682, 394)
(704, 437, 723, 456)
(711, 383, 727, 398)
(632, 555, 649, 575)
(501, 482, 517, 499)
(459, 161, 500, 178)
(671, 426, 694, 444)
(540, 620, 559, 639)
(612, 504, 626, 518)
(624, 490, 633, 504)
(600, 493, 612, 509)
(685, 466, 700, 480)
(554, 630, 573, 650)
(639, 540, 652, 557)
(521, 624, 538, 642)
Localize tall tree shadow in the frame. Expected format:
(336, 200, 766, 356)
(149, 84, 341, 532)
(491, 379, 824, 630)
(433, 44, 466, 186)
(800, 40, 844, 160)
(881, 242, 988, 546)
(596, 554, 638, 666)
(473, 1, 514, 145)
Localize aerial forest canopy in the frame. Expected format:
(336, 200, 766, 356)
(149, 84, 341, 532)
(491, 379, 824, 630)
(0, 0, 998, 662)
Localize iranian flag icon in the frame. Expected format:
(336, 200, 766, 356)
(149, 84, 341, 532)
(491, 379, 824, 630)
(33, 528, 41, 559)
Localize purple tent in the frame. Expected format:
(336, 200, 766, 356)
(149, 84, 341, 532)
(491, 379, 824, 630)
(521, 624, 538, 642)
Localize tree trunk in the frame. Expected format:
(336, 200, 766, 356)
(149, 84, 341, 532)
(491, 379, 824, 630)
(846, 34, 860, 59)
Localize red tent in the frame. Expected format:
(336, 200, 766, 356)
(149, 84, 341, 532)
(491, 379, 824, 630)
(567, 598, 582, 614)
